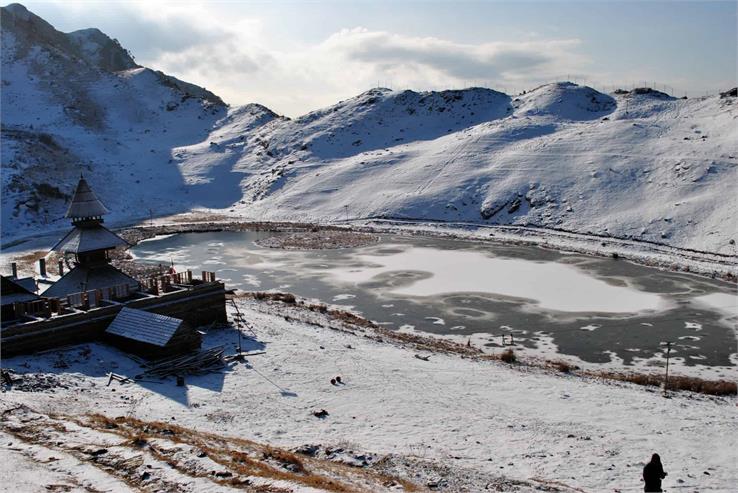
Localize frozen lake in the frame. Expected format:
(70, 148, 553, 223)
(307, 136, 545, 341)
(132, 231, 738, 375)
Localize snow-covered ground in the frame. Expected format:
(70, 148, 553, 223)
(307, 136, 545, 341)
(2, 5, 736, 493)
(2, 299, 737, 492)
(2, 4, 737, 257)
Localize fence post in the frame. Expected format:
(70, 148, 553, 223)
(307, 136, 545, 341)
(663, 341, 672, 397)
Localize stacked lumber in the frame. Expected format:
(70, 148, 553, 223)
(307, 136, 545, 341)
(136, 345, 226, 379)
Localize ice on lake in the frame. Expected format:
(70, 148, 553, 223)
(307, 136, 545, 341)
(329, 247, 665, 313)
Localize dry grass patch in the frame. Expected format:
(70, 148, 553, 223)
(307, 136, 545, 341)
(547, 359, 579, 373)
(11, 250, 60, 274)
(80, 413, 419, 492)
(498, 349, 517, 364)
(588, 371, 736, 396)
(249, 291, 297, 304)
(256, 231, 379, 250)
(262, 446, 306, 473)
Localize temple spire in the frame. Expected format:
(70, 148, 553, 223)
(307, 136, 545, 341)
(65, 176, 110, 221)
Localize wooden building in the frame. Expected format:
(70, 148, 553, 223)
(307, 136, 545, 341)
(105, 307, 201, 358)
(44, 176, 139, 299)
(1, 176, 227, 358)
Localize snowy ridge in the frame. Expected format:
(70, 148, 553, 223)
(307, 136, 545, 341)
(181, 81, 737, 253)
(2, 4, 737, 256)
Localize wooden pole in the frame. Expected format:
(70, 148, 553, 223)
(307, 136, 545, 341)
(663, 341, 672, 396)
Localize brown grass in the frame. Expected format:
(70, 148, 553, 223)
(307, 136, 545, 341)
(11, 250, 61, 274)
(588, 371, 737, 396)
(80, 413, 419, 492)
(548, 359, 578, 373)
(307, 303, 329, 314)
(250, 291, 297, 304)
(327, 308, 377, 328)
(262, 446, 306, 473)
(497, 349, 516, 363)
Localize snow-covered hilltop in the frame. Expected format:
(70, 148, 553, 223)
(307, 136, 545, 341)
(2, 4, 737, 254)
(178, 82, 738, 253)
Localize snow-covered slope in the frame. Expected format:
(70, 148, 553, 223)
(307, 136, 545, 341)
(1, 3, 226, 233)
(2, 4, 737, 255)
(178, 82, 738, 253)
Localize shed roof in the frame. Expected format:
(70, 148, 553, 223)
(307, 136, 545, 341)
(51, 224, 128, 254)
(13, 277, 38, 293)
(1, 275, 41, 306)
(42, 263, 140, 298)
(106, 307, 184, 347)
(66, 177, 110, 219)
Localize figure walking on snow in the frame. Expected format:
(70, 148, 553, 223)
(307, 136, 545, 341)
(643, 453, 667, 492)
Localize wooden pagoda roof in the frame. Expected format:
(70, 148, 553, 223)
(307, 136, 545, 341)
(42, 264, 140, 299)
(66, 177, 110, 219)
(50, 223, 128, 254)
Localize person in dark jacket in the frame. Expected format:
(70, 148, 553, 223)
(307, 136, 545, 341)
(643, 453, 667, 492)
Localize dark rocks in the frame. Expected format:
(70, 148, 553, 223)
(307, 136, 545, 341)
(1, 370, 71, 393)
(294, 444, 320, 457)
(507, 198, 522, 214)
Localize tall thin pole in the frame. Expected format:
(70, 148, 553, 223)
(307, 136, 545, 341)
(238, 322, 242, 354)
(663, 341, 672, 396)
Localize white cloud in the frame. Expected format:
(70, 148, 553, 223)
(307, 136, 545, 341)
(145, 26, 587, 116)
(22, 0, 590, 116)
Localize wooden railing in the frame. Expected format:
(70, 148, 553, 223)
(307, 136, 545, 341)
(6, 270, 218, 322)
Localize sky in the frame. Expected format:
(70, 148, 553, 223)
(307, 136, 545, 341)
(15, 0, 737, 117)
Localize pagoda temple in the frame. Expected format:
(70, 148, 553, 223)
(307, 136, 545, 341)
(2, 175, 227, 358)
(44, 176, 140, 298)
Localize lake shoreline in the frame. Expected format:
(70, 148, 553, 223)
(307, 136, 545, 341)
(110, 217, 737, 285)
(3, 215, 735, 284)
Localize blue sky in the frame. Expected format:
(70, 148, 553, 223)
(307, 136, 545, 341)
(17, 1, 737, 116)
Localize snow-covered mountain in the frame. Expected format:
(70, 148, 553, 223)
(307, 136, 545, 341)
(178, 82, 738, 253)
(2, 4, 737, 254)
(1, 3, 226, 231)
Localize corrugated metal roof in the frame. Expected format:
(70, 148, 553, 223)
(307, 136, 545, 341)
(106, 307, 183, 347)
(65, 177, 110, 219)
(42, 264, 140, 298)
(51, 224, 128, 254)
